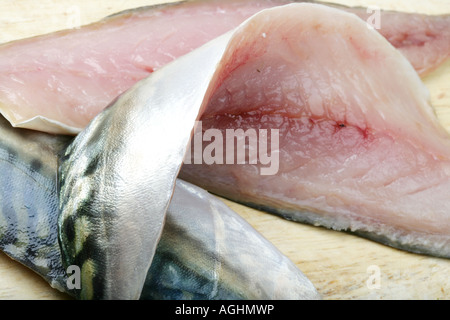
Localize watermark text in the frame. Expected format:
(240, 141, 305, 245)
(184, 121, 280, 175)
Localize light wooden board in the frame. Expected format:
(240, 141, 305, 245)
(0, 0, 449, 300)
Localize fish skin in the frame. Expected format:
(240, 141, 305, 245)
(0, 113, 319, 300)
(55, 8, 320, 298)
(56, 31, 236, 299)
(143, 179, 320, 300)
(0, 115, 72, 293)
(0, 0, 449, 134)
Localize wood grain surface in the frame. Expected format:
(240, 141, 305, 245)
(0, 0, 449, 300)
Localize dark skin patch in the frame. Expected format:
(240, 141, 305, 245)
(84, 154, 101, 177)
(62, 214, 76, 244)
(91, 272, 105, 300)
(70, 233, 106, 299)
(26, 244, 37, 260)
(6, 147, 18, 161)
(58, 150, 71, 164)
(30, 158, 43, 172)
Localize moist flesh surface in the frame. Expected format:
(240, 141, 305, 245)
(179, 4, 450, 258)
(0, 0, 449, 134)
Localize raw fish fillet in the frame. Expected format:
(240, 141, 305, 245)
(176, 4, 450, 258)
(0, 0, 449, 134)
(55, 2, 450, 259)
(343, 7, 450, 76)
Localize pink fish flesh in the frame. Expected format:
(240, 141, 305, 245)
(172, 4, 450, 258)
(0, 0, 449, 134)
(51, 3, 450, 259)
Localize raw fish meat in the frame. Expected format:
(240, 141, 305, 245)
(178, 3, 450, 258)
(50, 3, 450, 259)
(0, 0, 448, 134)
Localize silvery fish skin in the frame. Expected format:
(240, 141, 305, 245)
(144, 179, 320, 300)
(0, 115, 71, 294)
(56, 32, 230, 299)
(0, 115, 320, 299)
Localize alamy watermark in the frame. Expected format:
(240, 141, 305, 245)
(66, 265, 81, 290)
(366, 6, 381, 30)
(366, 265, 381, 290)
(183, 121, 280, 176)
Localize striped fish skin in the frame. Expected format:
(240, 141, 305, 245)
(0, 115, 72, 293)
(142, 180, 320, 300)
(56, 27, 249, 299)
(0, 112, 319, 299)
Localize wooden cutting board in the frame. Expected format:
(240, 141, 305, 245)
(0, 0, 449, 300)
